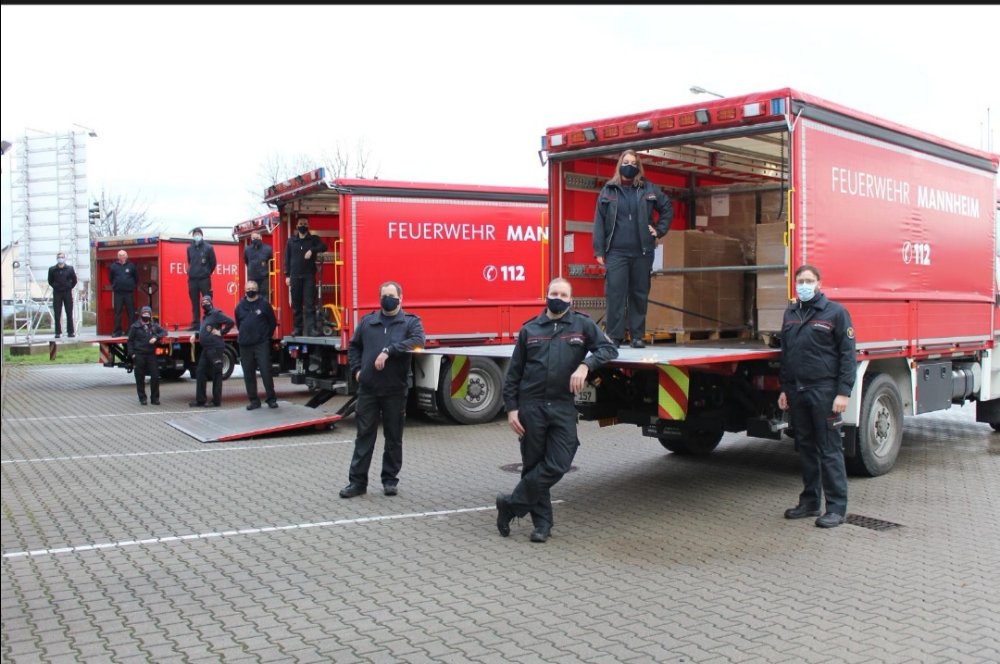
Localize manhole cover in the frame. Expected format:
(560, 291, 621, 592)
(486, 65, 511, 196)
(499, 463, 578, 474)
(845, 514, 903, 531)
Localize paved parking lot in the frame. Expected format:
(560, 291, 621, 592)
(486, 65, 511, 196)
(2, 362, 998, 663)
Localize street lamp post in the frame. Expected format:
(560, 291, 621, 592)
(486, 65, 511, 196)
(690, 85, 726, 99)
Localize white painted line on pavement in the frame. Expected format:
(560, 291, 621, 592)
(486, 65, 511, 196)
(1, 501, 565, 559)
(4, 409, 248, 422)
(1, 439, 354, 464)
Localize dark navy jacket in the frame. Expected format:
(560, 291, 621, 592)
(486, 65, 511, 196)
(348, 309, 425, 395)
(234, 296, 277, 346)
(127, 318, 168, 357)
(778, 292, 857, 397)
(503, 309, 618, 410)
(109, 261, 137, 292)
(48, 264, 78, 293)
(198, 307, 235, 352)
(244, 240, 273, 281)
(186, 241, 217, 281)
(592, 178, 673, 258)
(283, 232, 326, 277)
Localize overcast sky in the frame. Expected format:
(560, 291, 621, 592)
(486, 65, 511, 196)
(1, 4, 998, 246)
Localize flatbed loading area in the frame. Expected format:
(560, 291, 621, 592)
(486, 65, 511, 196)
(166, 402, 343, 443)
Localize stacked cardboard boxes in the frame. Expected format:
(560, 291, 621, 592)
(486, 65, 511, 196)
(755, 221, 788, 331)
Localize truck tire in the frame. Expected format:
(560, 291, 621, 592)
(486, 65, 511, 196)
(847, 372, 903, 477)
(438, 357, 504, 425)
(658, 428, 723, 455)
(221, 345, 238, 380)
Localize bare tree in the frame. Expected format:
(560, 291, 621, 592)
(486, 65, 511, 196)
(90, 187, 154, 238)
(319, 138, 380, 179)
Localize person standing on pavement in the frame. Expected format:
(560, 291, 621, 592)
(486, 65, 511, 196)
(127, 305, 168, 406)
(109, 250, 137, 337)
(283, 217, 325, 336)
(189, 295, 234, 408)
(185, 227, 217, 331)
(592, 149, 673, 348)
(48, 250, 78, 339)
(496, 277, 619, 543)
(244, 230, 274, 303)
(778, 264, 858, 529)
(339, 281, 425, 499)
(234, 279, 278, 410)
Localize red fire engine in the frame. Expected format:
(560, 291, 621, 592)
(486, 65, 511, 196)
(426, 87, 1000, 476)
(93, 233, 241, 379)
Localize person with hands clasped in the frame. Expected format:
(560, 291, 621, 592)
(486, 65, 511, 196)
(189, 295, 235, 408)
(127, 305, 168, 406)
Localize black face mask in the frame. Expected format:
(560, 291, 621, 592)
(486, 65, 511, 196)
(141, 315, 151, 322)
(246, 291, 258, 299)
(380, 295, 400, 312)
(619, 163, 639, 179)
(202, 304, 213, 314)
(252, 239, 261, 247)
(297, 226, 308, 235)
(546, 297, 571, 314)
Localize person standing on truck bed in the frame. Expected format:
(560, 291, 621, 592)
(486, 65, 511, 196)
(189, 295, 234, 408)
(284, 217, 326, 337)
(339, 281, 426, 499)
(109, 250, 137, 337)
(234, 279, 278, 410)
(592, 149, 673, 349)
(244, 230, 273, 303)
(496, 277, 618, 543)
(128, 305, 168, 406)
(777, 264, 857, 529)
(48, 250, 78, 338)
(185, 227, 217, 331)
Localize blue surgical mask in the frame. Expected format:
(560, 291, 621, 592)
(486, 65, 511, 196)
(193, 235, 203, 243)
(546, 297, 571, 314)
(796, 283, 817, 302)
(57, 257, 66, 265)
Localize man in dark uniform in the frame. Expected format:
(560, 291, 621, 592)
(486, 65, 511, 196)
(109, 250, 137, 336)
(189, 295, 234, 408)
(778, 264, 857, 528)
(283, 217, 325, 336)
(234, 279, 278, 410)
(185, 227, 217, 331)
(128, 305, 168, 405)
(244, 230, 274, 303)
(496, 277, 619, 542)
(48, 250, 78, 338)
(339, 281, 425, 499)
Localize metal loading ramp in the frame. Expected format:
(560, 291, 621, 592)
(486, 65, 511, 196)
(166, 402, 344, 443)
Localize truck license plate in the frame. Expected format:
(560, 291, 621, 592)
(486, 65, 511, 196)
(575, 385, 597, 404)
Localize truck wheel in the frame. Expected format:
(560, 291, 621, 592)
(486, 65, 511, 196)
(438, 357, 504, 425)
(658, 428, 723, 455)
(221, 346, 238, 380)
(847, 373, 903, 477)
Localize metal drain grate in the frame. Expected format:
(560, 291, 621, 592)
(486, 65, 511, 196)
(845, 514, 903, 531)
(499, 463, 578, 474)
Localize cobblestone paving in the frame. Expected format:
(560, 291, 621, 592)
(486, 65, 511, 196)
(2, 363, 998, 663)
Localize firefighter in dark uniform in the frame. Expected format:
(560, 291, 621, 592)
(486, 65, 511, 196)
(592, 149, 673, 348)
(778, 264, 857, 528)
(244, 230, 274, 303)
(109, 250, 137, 337)
(127, 305, 168, 405)
(189, 295, 234, 408)
(339, 281, 426, 498)
(48, 250, 78, 338)
(185, 227, 217, 331)
(283, 217, 326, 336)
(496, 277, 619, 543)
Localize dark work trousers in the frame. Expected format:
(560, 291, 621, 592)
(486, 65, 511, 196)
(289, 274, 316, 334)
(188, 277, 213, 326)
(133, 354, 160, 402)
(348, 388, 407, 488)
(194, 347, 225, 406)
(52, 290, 74, 336)
(112, 291, 135, 335)
(239, 341, 276, 405)
(508, 400, 580, 529)
(788, 385, 848, 515)
(604, 251, 654, 343)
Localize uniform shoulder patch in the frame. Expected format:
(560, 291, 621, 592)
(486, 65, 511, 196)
(846, 326, 855, 339)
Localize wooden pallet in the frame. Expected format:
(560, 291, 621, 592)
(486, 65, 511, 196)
(643, 327, 751, 344)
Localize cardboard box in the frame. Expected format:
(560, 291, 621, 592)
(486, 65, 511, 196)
(756, 270, 790, 309)
(755, 223, 786, 266)
(759, 190, 788, 223)
(757, 307, 786, 332)
(694, 192, 757, 261)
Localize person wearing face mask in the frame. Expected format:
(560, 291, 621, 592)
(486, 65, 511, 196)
(777, 264, 857, 529)
(109, 250, 138, 337)
(592, 149, 674, 348)
(234, 280, 278, 410)
(189, 295, 235, 408)
(283, 217, 326, 336)
(339, 281, 425, 499)
(48, 250, 78, 339)
(127, 305, 168, 405)
(495, 277, 618, 543)
(185, 227, 218, 331)
(243, 231, 274, 302)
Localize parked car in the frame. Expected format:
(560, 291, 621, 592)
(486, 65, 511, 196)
(2, 298, 52, 321)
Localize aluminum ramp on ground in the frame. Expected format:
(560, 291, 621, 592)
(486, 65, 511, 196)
(166, 401, 343, 443)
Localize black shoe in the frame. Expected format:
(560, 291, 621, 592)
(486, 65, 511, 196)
(112, 330, 122, 337)
(383, 484, 398, 496)
(613, 339, 624, 348)
(205, 402, 220, 408)
(54, 334, 61, 339)
(291, 328, 303, 336)
(150, 399, 160, 405)
(189, 401, 206, 408)
(496, 493, 515, 537)
(139, 398, 147, 405)
(530, 527, 551, 543)
(630, 338, 646, 348)
(339, 483, 367, 499)
(246, 401, 261, 410)
(68, 334, 76, 338)
(784, 504, 821, 519)
(185, 324, 199, 331)
(816, 512, 845, 528)
(267, 400, 279, 409)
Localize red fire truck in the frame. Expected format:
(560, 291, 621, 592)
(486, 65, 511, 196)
(232, 173, 549, 424)
(424, 87, 1000, 476)
(93, 233, 241, 379)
